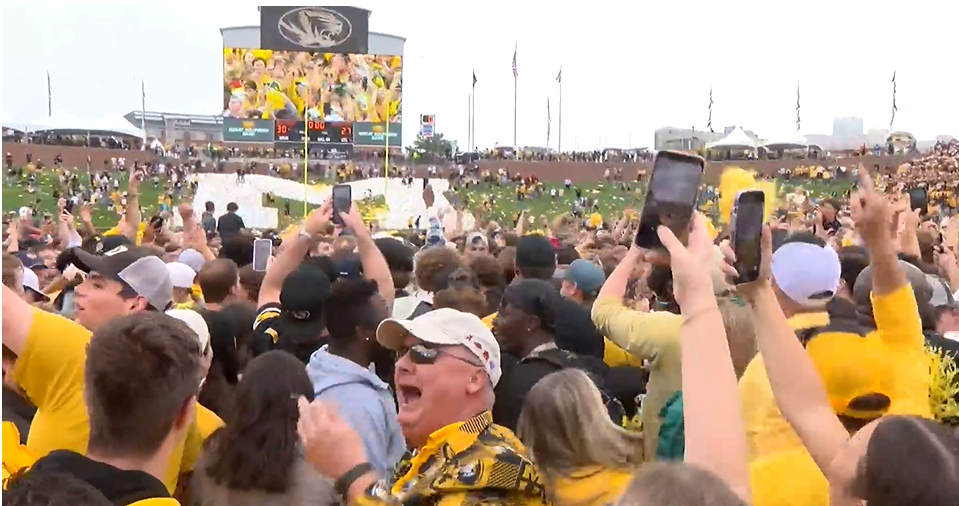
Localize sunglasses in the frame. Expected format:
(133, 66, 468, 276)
(399, 343, 482, 368)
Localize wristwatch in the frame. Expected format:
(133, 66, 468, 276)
(298, 227, 313, 241)
(334, 462, 375, 497)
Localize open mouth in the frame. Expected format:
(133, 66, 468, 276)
(397, 385, 422, 407)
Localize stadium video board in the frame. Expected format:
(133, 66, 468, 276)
(222, 48, 402, 146)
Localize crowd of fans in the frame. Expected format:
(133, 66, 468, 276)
(1, 140, 958, 506)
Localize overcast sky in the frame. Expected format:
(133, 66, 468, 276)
(2, 1, 957, 150)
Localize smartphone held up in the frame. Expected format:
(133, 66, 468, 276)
(730, 190, 765, 284)
(332, 184, 352, 226)
(252, 238, 273, 272)
(634, 150, 706, 250)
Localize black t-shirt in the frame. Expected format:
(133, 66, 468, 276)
(2, 385, 36, 443)
(30, 450, 170, 505)
(252, 302, 328, 364)
(216, 212, 245, 237)
(552, 297, 605, 359)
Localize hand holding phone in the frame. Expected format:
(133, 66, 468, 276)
(332, 184, 352, 226)
(731, 190, 765, 284)
(252, 238, 273, 272)
(634, 150, 705, 250)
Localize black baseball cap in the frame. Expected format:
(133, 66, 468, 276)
(515, 235, 557, 271)
(279, 264, 333, 322)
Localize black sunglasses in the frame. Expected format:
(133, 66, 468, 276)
(399, 343, 482, 368)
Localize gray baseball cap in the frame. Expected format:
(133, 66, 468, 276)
(73, 245, 173, 311)
(560, 259, 606, 296)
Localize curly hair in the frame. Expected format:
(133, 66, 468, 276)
(414, 246, 462, 293)
(497, 246, 517, 285)
(468, 253, 503, 289)
(325, 278, 383, 341)
(200, 351, 314, 493)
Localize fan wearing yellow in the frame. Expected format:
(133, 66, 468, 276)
(1, 253, 222, 496)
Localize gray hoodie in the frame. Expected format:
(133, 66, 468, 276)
(306, 346, 406, 475)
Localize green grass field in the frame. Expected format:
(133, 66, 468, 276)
(3, 172, 172, 229)
(3, 171, 852, 230)
(263, 192, 387, 229)
(447, 179, 852, 225)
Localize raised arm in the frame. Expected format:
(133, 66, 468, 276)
(339, 203, 395, 311)
(659, 214, 750, 502)
(258, 202, 332, 307)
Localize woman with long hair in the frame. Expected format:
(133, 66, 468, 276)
(191, 351, 335, 506)
(518, 368, 643, 506)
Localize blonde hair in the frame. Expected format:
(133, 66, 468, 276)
(616, 463, 747, 506)
(518, 369, 643, 481)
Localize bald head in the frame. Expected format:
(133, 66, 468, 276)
(196, 259, 239, 304)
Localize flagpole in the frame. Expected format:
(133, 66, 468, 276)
(46, 71, 52, 117)
(890, 71, 897, 132)
(303, 110, 309, 218)
(471, 80, 477, 151)
(467, 93, 472, 152)
(558, 70, 563, 153)
(140, 80, 147, 146)
(796, 80, 801, 132)
(512, 42, 518, 152)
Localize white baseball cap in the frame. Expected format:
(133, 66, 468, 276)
(376, 308, 501, 387)
(21, 268, 50, 302)
(166, 308, 211, 355)
(166, 262, 197, 289)
(771, 242, 841, 307)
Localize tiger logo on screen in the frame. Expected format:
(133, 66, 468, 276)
(277, 7, 353, 49)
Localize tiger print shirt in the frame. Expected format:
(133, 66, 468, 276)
(355, 411, 548, 506)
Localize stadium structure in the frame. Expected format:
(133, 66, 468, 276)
(122, 7, 405, 144)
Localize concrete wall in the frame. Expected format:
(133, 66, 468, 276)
(3, 142, 914, 185)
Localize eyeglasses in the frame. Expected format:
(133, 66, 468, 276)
(399, 343, 482, 368)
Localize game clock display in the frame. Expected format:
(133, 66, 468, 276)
(274, 120, 354, 144)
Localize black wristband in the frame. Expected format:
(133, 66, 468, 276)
(334, 462, 375, 497)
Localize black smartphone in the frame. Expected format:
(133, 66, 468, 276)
(252, 238, 273, 272)
(634, 150, 705, 249)
(64, 199, 74, 214)
(731, 190, 765, 284)
(908, 187, 928, 216)
(332, 184, 352, 226)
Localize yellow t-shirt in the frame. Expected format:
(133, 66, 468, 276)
(549, 467, 633, 506)
(2, 422, 37, 482)
(11, 308, 223, 493)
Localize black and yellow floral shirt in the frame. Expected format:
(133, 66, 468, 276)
(355, 411, 548, 506)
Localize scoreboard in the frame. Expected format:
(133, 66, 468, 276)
(274, 120, 354, 144)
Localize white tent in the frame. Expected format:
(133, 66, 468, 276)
(763, 131, 810, 150)
(2, 112, 31, 133)
(31, 112, 88, 132)
(707, 126, 758, 150)
(94, 114, 145, 138)
(29, 112, 144, 138)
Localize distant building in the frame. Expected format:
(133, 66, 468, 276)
(654, 127, 723, 151)
(832, 117, 864, 139)
(123, 111, 223, 143)
(654, 126, 762, 151)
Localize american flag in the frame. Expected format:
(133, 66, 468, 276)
(512, 44, 518, 78)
